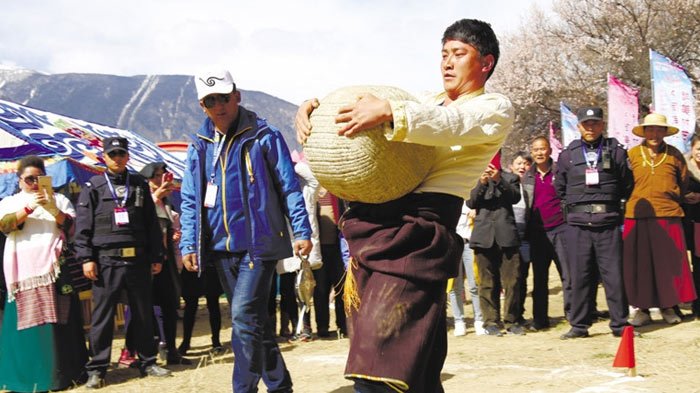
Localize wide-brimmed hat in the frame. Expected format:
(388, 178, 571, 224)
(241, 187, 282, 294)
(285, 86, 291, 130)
(632, 113, 679, 137)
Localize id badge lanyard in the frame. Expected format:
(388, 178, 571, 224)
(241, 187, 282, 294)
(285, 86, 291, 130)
(582, 143, 602, 186)
(105, 172, 130, 225)
(204, 134, 227, 208)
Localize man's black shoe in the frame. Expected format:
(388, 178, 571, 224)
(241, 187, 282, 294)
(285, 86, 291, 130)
(506, 325, 526, 336)
(177, 342, 190, 356)
(167, 352, 192, 365)
(560, 329, 589, 340)
(592, 310, 610, 320)
(140, 364, 173, 377)
(85, 374, 105, 389)
(483, 325, 503, 337)
(612, 329, 641, 338)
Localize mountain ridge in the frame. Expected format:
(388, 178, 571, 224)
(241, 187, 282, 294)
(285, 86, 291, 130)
(0, 68, 301, 152)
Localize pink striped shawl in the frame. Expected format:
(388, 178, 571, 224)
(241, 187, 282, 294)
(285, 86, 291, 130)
(0, 191, 75, 329)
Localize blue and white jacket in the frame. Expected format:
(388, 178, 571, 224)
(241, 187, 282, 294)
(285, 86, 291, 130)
(179, 107, 311, 270)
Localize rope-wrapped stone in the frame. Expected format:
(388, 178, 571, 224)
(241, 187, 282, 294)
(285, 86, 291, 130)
(304, 86, 436, 204)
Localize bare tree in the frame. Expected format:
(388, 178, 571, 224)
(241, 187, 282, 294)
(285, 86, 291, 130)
(490, 0, 700, 158)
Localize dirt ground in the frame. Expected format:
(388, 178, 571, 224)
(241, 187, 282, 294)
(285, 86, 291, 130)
(62, 269, 699, 393)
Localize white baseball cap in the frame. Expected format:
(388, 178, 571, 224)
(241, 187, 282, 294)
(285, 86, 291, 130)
(194, 70, 235, 100)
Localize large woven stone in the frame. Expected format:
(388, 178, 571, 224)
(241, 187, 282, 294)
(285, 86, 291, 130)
(304, 86, 435, 203)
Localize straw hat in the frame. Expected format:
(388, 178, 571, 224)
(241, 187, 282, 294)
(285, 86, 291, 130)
(303, 85, 436, 204)
(632, 113, 679, 137)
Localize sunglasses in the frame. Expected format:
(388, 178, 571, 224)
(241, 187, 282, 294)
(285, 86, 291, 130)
(202, 93, 232, 109)
(107, 151, 128, 158)
(21, 175, 39, 185)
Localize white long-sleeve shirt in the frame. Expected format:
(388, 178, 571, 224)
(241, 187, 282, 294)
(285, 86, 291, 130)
(387, 88, 514, 199)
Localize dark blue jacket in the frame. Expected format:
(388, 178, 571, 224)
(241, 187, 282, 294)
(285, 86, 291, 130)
(179, 107, 311, 269)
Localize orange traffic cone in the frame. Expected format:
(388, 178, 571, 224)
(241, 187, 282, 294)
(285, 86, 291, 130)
(613, 325, 637, 376)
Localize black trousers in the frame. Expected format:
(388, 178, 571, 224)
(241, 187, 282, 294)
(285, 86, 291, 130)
(565, 225, 628, 333)
(278, 272, 298, 334)
(302, 244, 347, 335)
(181, 268, 223, 347)
(86, 262, 157, 375)
(150, 263, 179, 352)
(528, 224, 570, 327)
(474, 244, 522, 327)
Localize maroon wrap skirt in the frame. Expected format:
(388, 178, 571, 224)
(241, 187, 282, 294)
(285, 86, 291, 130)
(622, 217, 697, 309)
(340, 192, 463, 393)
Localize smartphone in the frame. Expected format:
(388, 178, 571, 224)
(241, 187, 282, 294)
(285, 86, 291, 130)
(489, 149, 502, 170)
(37, 175, 54, 198)
(163, 172, 174, 183)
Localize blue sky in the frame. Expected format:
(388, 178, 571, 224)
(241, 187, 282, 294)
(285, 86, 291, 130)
(1, 0, 552, 104)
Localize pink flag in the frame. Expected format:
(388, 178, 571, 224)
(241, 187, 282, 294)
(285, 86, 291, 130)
(607, 74, 641, 148)
(549, 121, 563, 161)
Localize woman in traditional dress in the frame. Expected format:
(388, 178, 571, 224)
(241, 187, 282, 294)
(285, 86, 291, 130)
(624, 114, 697, 326)
(0, 155, 87, 391)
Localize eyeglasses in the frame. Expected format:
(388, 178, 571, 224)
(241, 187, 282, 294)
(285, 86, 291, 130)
(202, 93, 232, 109)
(21, 175, 39, 185)
(107, 151, 128, 158)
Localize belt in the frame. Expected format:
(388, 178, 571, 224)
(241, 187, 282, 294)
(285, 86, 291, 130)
(568, 204, 619, 214)
(98, 247, 143, 258)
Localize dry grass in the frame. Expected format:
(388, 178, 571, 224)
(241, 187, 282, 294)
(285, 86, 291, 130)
(5, 269, 700, 392)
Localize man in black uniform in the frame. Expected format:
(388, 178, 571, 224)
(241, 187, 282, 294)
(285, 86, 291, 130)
(555, 107, 634, 339)
(75, 137, 172, 388)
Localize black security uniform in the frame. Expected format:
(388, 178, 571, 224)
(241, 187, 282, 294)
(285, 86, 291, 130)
(75, 169, 164, 376)
(555, 136, 633, 335)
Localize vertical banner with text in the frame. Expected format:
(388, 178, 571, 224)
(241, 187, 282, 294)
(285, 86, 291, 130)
(560, 102, 580, 148)
(650, 49, 696, 153)
(607, 74, 641, 148)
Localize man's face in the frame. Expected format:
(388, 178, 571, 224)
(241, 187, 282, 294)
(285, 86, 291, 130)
(577, 119, 605, 143)
(104, 150, 129, 174)
(441, 40, 492, 100)
(643, 126, 667, 148)
(510, 156, 530, 177)
(530, 139, 551, 166)
(200, 90, 241, 133)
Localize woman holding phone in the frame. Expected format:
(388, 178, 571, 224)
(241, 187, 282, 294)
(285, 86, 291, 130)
(0, 155, 88, 391)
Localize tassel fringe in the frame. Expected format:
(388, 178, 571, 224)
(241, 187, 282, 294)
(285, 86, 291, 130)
(343, 257, 361, 315)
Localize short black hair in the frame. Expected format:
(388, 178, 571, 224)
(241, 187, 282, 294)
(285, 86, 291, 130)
(442, 19, 500, 79)
(512, 151, 533, 164)
(17, 155, 46, 176)
(529, 135, 550, 148)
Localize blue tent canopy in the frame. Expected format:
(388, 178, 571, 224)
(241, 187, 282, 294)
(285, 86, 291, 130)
(0, 99, 183, 208)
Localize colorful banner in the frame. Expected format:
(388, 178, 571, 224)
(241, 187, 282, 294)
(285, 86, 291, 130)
(0, 99, 185, 178)
(650, 49, 696, 153)
(560, 102, 580, 148)
(549, 121, 563, 161)
(607, 74, 641, 148)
